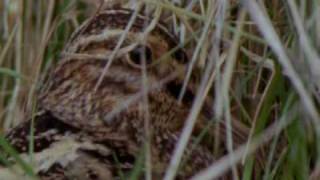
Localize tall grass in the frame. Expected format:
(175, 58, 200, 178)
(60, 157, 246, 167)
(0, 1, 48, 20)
(0, 0, 319, 179)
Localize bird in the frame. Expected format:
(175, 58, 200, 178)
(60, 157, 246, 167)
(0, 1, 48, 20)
(2, 8, 252, 180)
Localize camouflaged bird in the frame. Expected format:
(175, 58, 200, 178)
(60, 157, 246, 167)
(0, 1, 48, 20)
(3, 8, 250, 180)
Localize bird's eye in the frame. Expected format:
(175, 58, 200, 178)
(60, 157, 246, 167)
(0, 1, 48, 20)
(127, 45, 153, 66)
(172, 49, 188, 64)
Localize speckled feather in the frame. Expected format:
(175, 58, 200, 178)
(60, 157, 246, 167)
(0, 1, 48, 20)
(3, 8, 251, 180)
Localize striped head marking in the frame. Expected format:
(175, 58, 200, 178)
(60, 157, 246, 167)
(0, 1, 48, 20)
(64, 9, 187, 64)
(56, 8, 189, 92)
(39, 8, 192, 129)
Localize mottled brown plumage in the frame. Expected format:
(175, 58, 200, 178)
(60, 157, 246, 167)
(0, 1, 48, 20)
(3, 8, 251, 180)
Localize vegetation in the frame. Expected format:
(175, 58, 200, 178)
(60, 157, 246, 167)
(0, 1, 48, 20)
(0, 0, 319, 179)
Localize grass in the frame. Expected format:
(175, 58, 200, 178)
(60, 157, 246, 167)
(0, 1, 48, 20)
(0, 0, 319, 179)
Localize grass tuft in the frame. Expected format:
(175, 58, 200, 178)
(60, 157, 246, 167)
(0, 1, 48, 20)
(0, 0, 319, 179)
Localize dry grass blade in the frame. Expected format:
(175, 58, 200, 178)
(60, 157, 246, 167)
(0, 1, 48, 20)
(286, 0, 320, 81)
(219, 9, 246, 180)
(163, 3, 219, 178)
(191, 95, 296, 180)
(1, 1, 319, 179)
(242, 0, 320, 141)
(94, 2, 143, 90)
(0, 25, 17, 65)
(177, 1, 216, 103)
